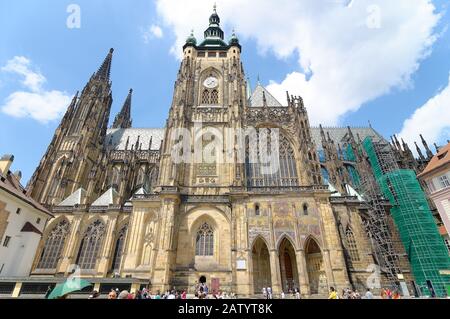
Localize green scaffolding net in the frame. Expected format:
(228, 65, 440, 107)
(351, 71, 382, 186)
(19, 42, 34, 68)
(362, 137, 450, 297)
(345, 145, 361, 187)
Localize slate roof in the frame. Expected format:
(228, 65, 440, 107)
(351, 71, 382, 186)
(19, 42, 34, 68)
(249, 84, 283, 107)
(310, 127, 386, 151)
(91, 187, 119, 206)
(106, 128, 165, 151)
(58, 188, 87, 206)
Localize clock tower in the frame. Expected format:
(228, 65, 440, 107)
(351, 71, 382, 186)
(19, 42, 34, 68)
(159, 5, 247, 191)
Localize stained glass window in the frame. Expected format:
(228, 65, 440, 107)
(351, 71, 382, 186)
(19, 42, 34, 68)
(37, 220, 70, 269)
(195, 223, 214, 256)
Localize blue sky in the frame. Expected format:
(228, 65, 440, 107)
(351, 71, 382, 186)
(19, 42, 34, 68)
(1, 0, 450, 183)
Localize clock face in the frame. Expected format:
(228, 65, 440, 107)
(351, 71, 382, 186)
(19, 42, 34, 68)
(203, 76, 219, 89)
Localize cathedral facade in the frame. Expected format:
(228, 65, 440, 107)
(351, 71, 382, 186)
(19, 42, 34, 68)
(25, 9, 415, 296)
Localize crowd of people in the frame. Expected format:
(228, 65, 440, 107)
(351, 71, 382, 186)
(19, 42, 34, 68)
(328, 287, 402, 299)
(87, 284, 237, 299)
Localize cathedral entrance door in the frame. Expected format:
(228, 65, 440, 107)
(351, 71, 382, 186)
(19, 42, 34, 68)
(252, 237, 272, 294)
(211, 278, 220, 294)
(278, 238, 299, 292)
(305, 237, 326, 295)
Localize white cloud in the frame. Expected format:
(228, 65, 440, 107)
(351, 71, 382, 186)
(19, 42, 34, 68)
(397, 73, 450, 150)
(142, 24, 164, 43)
(2, 90, 72, 123)
(1, 56, 46, 92)
(155, 0, 441, 125)
(1, 56, 72, 123)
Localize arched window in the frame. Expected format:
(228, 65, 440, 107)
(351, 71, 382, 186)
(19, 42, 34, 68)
(195, 223, 214, 256)
(210, 89, 219, 104)
(201, 89, 210, 104)
(76, 220, 106, 270)
(321, 167, 329, 183)
(110, 166, 120, 189)
(135, 167, 146, 189)
(303, 204, 309, 216)
(345, 228, 360, 262)
(37, 220, 70, 269)
(111, 225, 127, 272)
(246, 131, 299, 188)
(255, 204, 260, 216)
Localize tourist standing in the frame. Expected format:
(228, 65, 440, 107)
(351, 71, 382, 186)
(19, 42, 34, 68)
(262, 287, 267, 299)
(365, 288, 373, 299)
(328, 287, 338, 299)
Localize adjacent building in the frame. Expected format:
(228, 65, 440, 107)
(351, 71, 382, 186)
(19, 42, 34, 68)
(419, 143, 450, 253)
(0, 155, 53, 277)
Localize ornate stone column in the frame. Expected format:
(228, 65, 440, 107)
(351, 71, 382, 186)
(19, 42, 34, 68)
(96, 211, 119, 276)
(295, 249, 310, 295)
(59, 213, 83, 274)
(269, 249, 282, 295)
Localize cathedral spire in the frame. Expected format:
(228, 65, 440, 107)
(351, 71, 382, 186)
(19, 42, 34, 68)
(420, 134, 433, 159)
(414, 142, 425, 161)
(200, 4, 226, 47)
(95, 48, 114, 81)
(112, 89, 133, 129)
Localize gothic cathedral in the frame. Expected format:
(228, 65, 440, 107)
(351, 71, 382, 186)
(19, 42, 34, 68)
(26, 8, 413, 296)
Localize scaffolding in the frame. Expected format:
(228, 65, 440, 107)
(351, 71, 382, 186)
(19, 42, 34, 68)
(346, 143, 401, 290)
(362, 137, 450, 297)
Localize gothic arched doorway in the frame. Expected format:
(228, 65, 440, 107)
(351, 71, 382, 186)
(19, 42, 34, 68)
(305, 237, 327, 295)
(278, 238, 299, 292)
(252, 237, 271, 294)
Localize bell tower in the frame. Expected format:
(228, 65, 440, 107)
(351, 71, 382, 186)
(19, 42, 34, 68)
(158, 5, 248, 192)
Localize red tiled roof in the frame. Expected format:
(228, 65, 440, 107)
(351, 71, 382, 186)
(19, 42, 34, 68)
(0, 170, 52, 217)
(418, 143, 450, 178)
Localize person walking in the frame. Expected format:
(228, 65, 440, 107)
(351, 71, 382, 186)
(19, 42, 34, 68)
(281, 291, 285, 299)
(262, 287, 267, 299)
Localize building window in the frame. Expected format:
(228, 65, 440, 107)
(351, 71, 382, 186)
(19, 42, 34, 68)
(303, 204, 309, 216)
(439, 175, 450, 188)
(3, 236, 11, 247)
(255, 204, 260, 216)
(37, 220, 70, 269)
(198, 52, 205, 57)
(208, 52, 216, 58)
(201, 89, 210, 104)
(346, 228, 360, 262)
(111, 225, 127, 272)
(210, 89, 219, 104)
(195, 223, 214, 256)
(16, 208, 21, 215)
(36, 218, 41, 224)
(219, 52, 227, 58)
(246, 132, 299, 188)
(76, 220, 106, 270)
(201, 88, 219, 105)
